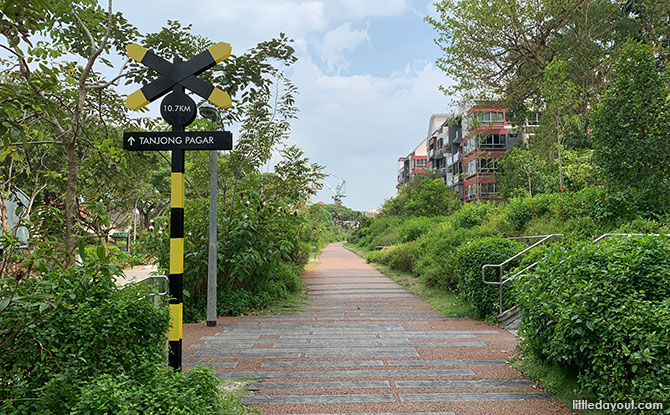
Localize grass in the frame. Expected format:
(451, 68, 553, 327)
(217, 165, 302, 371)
(248, 250, 321, 316)
(216, 377, 261, 415)
(344, 243, 473, 318)
(510, 353, 604, 414)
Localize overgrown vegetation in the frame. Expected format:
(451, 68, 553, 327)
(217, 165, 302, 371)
(0, 236, 249, 414)
(517, 236, 670, 410)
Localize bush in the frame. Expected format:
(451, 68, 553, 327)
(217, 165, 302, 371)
(517, 236, 670, 411)
(386, 240, 421, 273)
(413, 222, 500, 289)
(71, 366, 238, 415)
(448, 202, 494, 230)
(453, 236, 525, 319)
(399, 216, 444, 243)
(142, 195, 310, 322)
(0, 247, 232, 414)
(507, 194, 560, 232)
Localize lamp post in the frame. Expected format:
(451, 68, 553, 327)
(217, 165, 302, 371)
(199, 102, 220, 327)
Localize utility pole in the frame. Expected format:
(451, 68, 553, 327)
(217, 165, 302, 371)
(200, 102, 220, 327)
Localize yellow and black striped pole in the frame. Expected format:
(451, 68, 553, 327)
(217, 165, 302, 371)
(168, 133, 185, 370)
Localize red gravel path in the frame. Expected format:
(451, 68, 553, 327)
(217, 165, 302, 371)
(182, 243, 572, 415)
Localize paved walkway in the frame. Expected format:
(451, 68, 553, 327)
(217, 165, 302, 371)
(183, 243, 571, 415)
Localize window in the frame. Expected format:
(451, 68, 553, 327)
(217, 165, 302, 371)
(480, 182, 497, 196)
(465, 159, 477, 176)
(465, 184, 477, 199)
(478, 158, 498, 173)
(492, 111, 504, 124)
(479, 133, 506, 148)
(527, 112, 540, 126)
(464, 137, 477, 153)
(414, 158, 426, 168)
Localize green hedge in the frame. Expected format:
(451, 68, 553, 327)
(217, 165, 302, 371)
(517, 236, 670, 411)
(454, 236, 524, 319)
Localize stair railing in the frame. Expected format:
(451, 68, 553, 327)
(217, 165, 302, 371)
(482, 234, 563, 314)
(133, 274, 169, 307)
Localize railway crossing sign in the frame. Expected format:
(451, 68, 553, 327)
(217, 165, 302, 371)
(125, 42, 232, 111)
(122, 41, 233, 372)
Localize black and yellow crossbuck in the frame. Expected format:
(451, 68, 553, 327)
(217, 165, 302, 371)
(125, 42, 233, 110)
(123, 42, 233, 371)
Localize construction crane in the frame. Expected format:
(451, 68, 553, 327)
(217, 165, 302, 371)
(323, 174, 347, 205)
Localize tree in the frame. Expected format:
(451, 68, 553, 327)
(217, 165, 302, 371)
(591, 40, 670, 194)
(426, 0, 634, 112)
(382, 173, 461, 217)
(0, 0, 141, 254)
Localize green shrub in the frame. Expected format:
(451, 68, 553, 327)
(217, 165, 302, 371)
(398, 216, 445, 242)
(453, 236, 524, 319)
(71, 366, 242, 415)
(0, 248, 233, 414)
(413, 222, 500, 289)
(386, 240, 421, 273)
(366, 250, 384, 263)
(448, 202, 494, 230)
(507, 194, 560, 232)
(349, 216, 403, 250)
(517, 236, 670, 411)
(142, 195, 310, 322)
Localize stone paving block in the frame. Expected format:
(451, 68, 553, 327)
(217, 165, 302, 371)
(261, 360, 384, 368)
(181, 361, 237, 369)
(214, 368, 475, 378)
(242, 394, 396, 404)
(248, 380, 390, 390)
(282, 413, 456, 415)
(399, 392, 551, 402)
(194, 352, 302, 359)
(387, 359, 507, 366)
(411, 341, 487, 347)
(395, 379, 534, 388)
(381, 330, 500, 336)
(305, 350, 420, 358)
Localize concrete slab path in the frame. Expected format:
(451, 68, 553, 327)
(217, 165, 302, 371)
(183, 243, 571, 415)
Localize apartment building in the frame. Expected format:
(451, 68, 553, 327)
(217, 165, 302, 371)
(397, 137, 428, 188)
(399, 105, 533, 201)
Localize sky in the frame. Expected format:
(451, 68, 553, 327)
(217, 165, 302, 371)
(112, 0, 454, 212)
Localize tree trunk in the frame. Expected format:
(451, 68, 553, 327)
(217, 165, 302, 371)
(64, 138, 79, 255)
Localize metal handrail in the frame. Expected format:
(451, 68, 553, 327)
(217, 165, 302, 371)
(133, 274, 169, 306)
(482, 234, 563, 314)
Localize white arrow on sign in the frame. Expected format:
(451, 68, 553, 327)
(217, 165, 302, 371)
(127, 136, 135, 146)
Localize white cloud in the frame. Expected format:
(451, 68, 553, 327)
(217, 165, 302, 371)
(195, 0, 327, 41)
(336, 0, 408, 18)
(318, 23, 369, 73)
(287, 55, 454, 211)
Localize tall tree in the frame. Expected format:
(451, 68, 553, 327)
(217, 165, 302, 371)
(426, 0, 633, 113)
(591, 40, 670, 194)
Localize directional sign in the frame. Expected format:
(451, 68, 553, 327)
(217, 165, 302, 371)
(125, 42, 232, 112)
(123, 131, 232, 151)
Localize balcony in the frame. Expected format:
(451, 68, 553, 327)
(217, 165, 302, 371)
(446, 151, 461, 167)
(446, 173, 460, 187)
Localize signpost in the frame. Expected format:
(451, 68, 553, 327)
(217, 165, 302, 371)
(123, 42, 233, 371)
